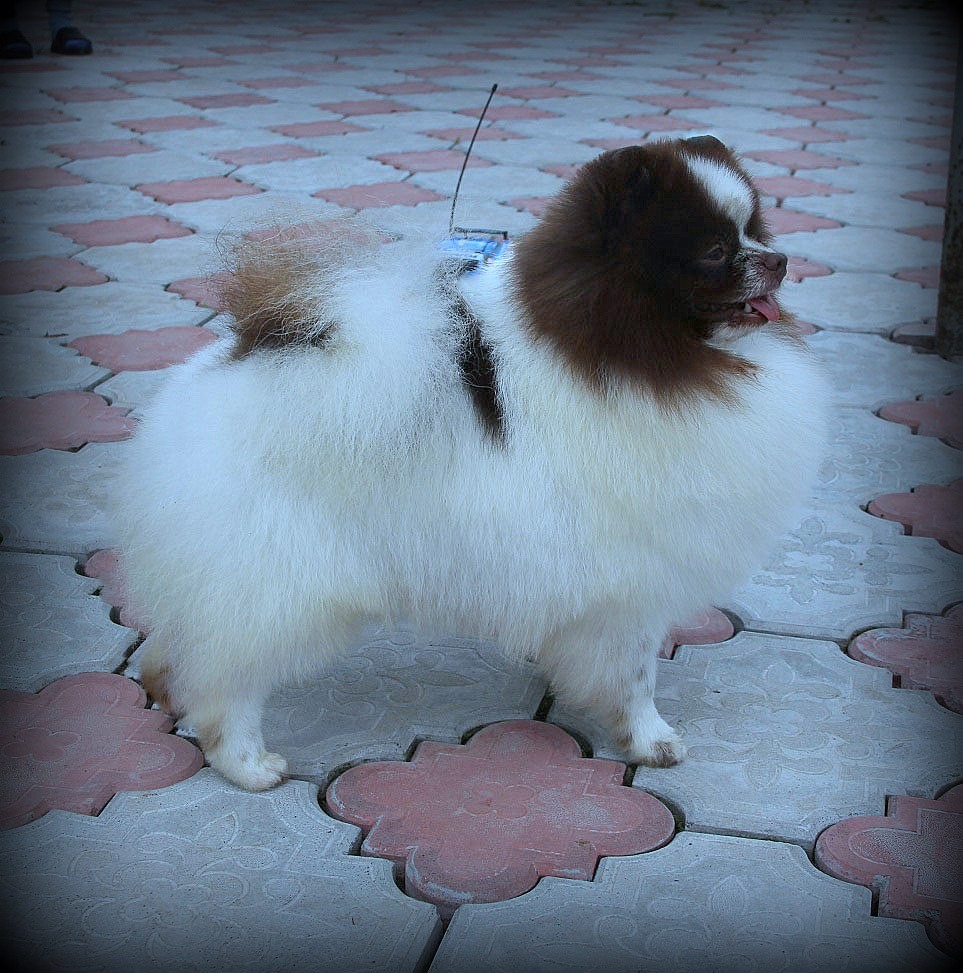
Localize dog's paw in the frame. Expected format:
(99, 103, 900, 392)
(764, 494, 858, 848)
(208, 746, 289, 791)
(618, 711, 687, 768)
(629, 733, 687, 768)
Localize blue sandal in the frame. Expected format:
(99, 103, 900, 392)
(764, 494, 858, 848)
(51, 26, 92, 55)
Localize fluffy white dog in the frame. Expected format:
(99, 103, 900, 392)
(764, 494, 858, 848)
(116, 136, 827, 790)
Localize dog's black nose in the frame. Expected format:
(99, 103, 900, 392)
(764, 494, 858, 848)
(764, 251, 788, 274)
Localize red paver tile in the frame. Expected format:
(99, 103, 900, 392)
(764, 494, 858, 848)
(325, 45, 393, 57)
(0, 166, 87, 190)
(868, 480, 963, 554)
(366, 81, 451, 95)
(236, 76, 317, 90)
(775, 105, 868, 122)
(760, 125, 852, 143)
(166, 273, 231, 309)
(815, 785, 963, 959)
(763, 207, 842, 234)
(799, 72, 877, 86)
(269, 120, 367, 138)
(507, 196, 554, 217)
(583, 136, 646, 151)
(117, 115, 218, 134)
(325, 720, 675, 918)
(879, 391, 963, 449)
(209, 43, 278, 55)
(178, 92, 275, 109)
(654, 77, 737, 91)
(0, 391, 135, 455)
(754, 176, 850, 200)
(895, 266, 940, 288)
(83, 548, 144, 631)
(891, 320, 936, 349)
(0, 673, 202, 830)
(556, 56, 630, 68)
(791, 87, 875, 102)
(374, 149, 493, 172)
(0, 108, 75, 126)
(0, 256, 106, 295)
(609, 114, 700, 133)
(532, 70, 604, 82)
(211, 143, 320, 165)
(46, 139, 156, 160)
(312, 181, 445, 209)
(786, 256, 833, 281)
(406, 64, 484, 78)
(914, 135, 952, 152)
(745, 148, 857, 170)
(43, 86, 133, 103)
(541, 162, 582, 181)
(136, 175, 261, 204)
(68, 326, 217, 371)
(160, 55, 236, 68)
(848, 605, 963, 713)
(51, 214, 192, 246)
(107, 69, 185, 83)
(660, 607, 734, 659)
(641, 94, 725, 110)
(458, 105, 559, 122)
(317, 98, 415, 116)
(498, 85, 581, 100)
(422, 126, 526, 142)
(903, 188, 947, 208)
(282, 60, 353, 74)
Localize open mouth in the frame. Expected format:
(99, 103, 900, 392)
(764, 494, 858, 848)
(695, 293, 781, 327)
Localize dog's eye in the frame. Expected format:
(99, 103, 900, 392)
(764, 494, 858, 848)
(702, 244, 726, 263)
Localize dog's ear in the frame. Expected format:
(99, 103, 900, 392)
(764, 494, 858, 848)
(588, 146, 654, 243)
(684, 134, 732, 164)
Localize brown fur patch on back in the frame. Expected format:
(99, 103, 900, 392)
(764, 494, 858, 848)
(220, 220, 385, 359)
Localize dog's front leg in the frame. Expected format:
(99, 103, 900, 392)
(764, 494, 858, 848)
(537, 608, 686, 767)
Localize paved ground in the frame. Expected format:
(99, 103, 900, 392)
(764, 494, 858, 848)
(1, 0, 961, 970)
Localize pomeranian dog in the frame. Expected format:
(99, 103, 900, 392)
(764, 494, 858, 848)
(116, 135, 827, 791)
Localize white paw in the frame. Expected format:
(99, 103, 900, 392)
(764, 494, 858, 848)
(208, 746, 289, 791)
(629, 732, 687, 768)
(619, 710, 687, 768)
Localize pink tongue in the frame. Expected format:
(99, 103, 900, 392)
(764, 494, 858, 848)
(748, 295, 780, 322)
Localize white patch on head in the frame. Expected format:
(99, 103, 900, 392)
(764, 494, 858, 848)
(683, 153, 756, 243)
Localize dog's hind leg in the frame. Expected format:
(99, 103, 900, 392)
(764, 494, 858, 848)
(537, 607, 686, 768)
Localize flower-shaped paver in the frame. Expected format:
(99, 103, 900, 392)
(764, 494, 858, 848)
(815, 784, 963, 960)
(0, 673, 202, 829)
(324, 720, 675, 918)
(661, 607, 735, 659)
(0, 391, 135, 455)
(68, 326, 217, 371)
(879, 391, 963, 450)
(82, 548, 145, 632)
(868, 480, 963, 554)
(848, 605, 962, 713)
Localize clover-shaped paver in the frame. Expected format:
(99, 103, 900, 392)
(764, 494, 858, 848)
(68, 326, 218, 371)
(879, 392, 963, 449)
(815, 785, 963, 960)
(0, 391, 135, 455)
(83, 548, 144, 632)
(661, 606, 734, 658)
(848, 605, 962, 713)
(0, 673, 202, 829)
(325, 720, 675, 918)
(869, 480, 963, 553)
